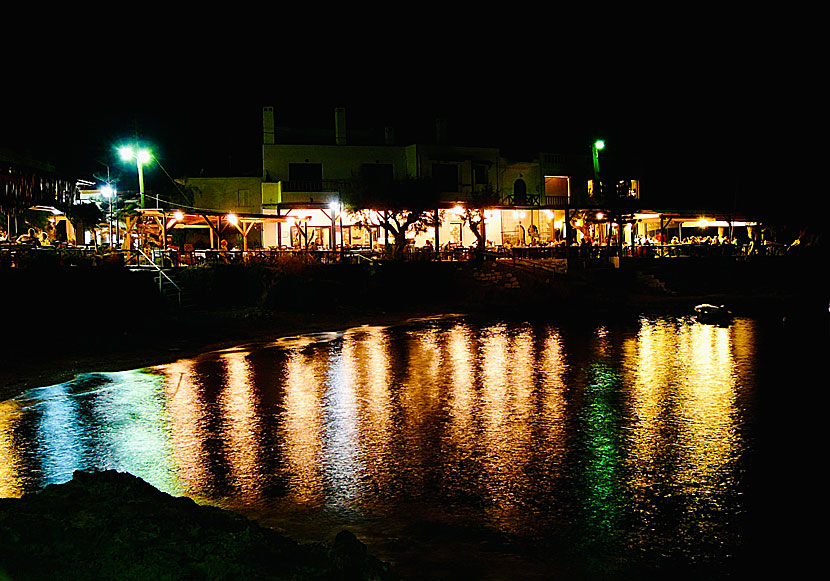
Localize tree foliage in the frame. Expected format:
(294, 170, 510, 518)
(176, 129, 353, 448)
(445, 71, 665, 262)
(342, 175, 442, 259)
(459, 185, 500, 252)
(67, 202, 105, 249)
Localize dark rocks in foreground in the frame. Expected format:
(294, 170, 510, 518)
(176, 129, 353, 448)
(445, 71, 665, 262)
(0, 470, 395, 580)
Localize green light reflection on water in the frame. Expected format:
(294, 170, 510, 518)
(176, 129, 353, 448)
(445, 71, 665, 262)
(4, 369, 184, 498)
(94, 369, 183, 497)
(1, 314, 757, 575)
(580, 360, 625, 554)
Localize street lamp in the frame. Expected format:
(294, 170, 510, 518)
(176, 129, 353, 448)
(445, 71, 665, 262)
(119, 146, 152, 208)
(328, 199, 345, 252)
(101, 184, 116, 246)
(592, 140, 605, 180)
(591, 139, 605, 198)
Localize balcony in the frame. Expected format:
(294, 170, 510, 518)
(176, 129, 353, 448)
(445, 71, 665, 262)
(541, 152, 567, 170)
(263, 180, 351, 206)
(500, 193, 570, 207)
(281, 179, 351, 193)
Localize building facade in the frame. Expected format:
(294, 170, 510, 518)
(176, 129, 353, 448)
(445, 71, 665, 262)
(256, 106, 586, 250)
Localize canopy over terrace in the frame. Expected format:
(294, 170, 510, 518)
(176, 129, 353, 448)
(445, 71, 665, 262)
(126, 208, 311, 251)
(640, 211, 759, 241)
(557, 205, 762, 248)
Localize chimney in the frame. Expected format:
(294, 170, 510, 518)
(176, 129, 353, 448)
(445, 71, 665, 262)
(384, 126, 395, 145)
(263, 106, 275, 145)
(335, 107, 347, 145)
(435, 118, 448, 145)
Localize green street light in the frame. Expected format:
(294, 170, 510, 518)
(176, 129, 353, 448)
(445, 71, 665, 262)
(591, 139, 605, 195)
(119, 146, 153, 208)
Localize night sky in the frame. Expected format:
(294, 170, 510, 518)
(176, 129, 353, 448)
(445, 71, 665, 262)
(2, 36, 796, 218)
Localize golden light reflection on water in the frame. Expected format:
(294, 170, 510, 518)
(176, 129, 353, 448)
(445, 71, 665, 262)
(282, 348, 325, 504)
(446, 323, 477, 452)
(401, 327, 443, 432)
(321, 336, 363, 509)
(538, 327, 568, 460)
(676, 323, 739, 490)
(625, 317, 753, 512)
(625, 318, 674, 481)
(480, 325, 535, 523)
(0, 314, 758, 573)
(0, 400, 24, 497)
(341, 326, 392, 491)
(219, 350, 263, 496)
(162, 359, 211, 494)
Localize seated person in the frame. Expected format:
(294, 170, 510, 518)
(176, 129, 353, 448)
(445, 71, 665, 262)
(219, 239, 231, 262)
(16, 228, 41, 245)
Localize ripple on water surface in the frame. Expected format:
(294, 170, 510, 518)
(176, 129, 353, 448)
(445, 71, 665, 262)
(0, 314, 764, 576)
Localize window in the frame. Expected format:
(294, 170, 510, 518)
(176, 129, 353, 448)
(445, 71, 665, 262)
(542, 153, 564, 165)
(238, 189, 251, 207)
(433, 164, 459, 192)
(616, 179, 639, 198)
(288, 163, 323, 192)
(472, 164, 487, 186)
(544, 176, 569, 198)
(288, 163, 322, 182)
(360, 164, 394, 191)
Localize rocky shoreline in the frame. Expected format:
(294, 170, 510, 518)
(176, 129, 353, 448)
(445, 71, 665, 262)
(0, 470, 396, 580)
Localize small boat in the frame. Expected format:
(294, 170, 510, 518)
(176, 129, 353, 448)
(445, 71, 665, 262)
(694, 303, 732, 325)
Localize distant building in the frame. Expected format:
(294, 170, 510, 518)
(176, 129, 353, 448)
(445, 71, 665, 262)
(176, 176, 265, 247)
(1, 148, 76, 214)
(1, 148, 79, 241)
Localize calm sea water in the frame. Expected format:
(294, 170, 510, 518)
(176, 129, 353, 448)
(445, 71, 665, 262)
(0, 313, 818, 578)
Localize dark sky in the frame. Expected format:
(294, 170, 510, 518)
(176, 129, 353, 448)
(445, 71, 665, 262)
(4, 95, 639, 173)
(3, 96, 748, 167)
(2, 34, 793, 215)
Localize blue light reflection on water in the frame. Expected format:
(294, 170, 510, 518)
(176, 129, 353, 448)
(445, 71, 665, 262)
(0, 314, 761, 576)
(2, 370, 182, 497)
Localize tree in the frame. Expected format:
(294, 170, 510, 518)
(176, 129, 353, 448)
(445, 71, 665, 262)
(458, 185, 500, 253)
(67, 202, 104, 250)
(342, 175, 441, 259)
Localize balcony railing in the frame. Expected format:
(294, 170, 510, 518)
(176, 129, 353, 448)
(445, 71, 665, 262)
(500, 194, 570, 207)
(280, 179, 351, 193)
(543, 195, 570, 207)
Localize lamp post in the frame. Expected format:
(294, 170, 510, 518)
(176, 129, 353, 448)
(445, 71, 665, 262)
(591, 139, 605, 197)
(100, 184, 116, 246)
(119, 146, 152, 208)
(328, 200, 344, 253)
